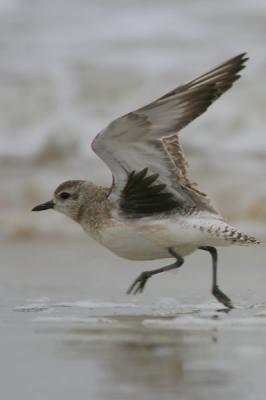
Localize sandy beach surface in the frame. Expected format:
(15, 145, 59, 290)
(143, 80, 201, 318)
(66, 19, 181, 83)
(1, 237, 266, 400)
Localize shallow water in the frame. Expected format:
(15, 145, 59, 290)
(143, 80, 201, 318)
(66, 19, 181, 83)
(1, 238, 266, 399)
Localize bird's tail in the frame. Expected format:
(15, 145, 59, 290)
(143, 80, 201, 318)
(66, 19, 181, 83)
(212, 223, 260, 245)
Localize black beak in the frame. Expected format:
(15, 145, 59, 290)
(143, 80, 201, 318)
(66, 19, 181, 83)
(32, 200, 54, 212)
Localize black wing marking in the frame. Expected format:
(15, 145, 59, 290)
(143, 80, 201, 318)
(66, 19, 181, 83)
(120, 168, 181, 216)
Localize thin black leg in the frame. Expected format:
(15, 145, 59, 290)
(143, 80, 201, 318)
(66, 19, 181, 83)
(127, 248, 184, 295)
(199, 246, 233, 309)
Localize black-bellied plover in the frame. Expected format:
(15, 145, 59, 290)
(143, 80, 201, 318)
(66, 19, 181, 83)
(32, 53, 259, 309)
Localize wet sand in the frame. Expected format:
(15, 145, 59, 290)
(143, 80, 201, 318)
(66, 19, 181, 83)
(1, 238, 266, 399)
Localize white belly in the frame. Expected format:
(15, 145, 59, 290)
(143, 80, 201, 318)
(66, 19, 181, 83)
(99, 224, 197, 260)
(87, 215, 229, 261)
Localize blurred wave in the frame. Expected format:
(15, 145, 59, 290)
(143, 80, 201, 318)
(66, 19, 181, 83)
(0, 0, 265, 238)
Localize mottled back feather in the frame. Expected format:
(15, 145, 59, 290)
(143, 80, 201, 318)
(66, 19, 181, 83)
(162, 135, 217, 213)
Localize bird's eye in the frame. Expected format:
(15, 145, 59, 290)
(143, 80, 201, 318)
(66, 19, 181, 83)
(60, 192, 70, 200)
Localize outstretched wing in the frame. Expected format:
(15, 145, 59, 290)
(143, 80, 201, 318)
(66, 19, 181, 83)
(92, 53, 248, 214)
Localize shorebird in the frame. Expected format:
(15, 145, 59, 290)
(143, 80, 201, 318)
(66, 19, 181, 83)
(32, 53, 259, 309)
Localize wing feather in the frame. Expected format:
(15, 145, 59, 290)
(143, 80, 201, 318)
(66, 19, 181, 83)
(92, 53, 248, 213)
(162, 135, 217, 213)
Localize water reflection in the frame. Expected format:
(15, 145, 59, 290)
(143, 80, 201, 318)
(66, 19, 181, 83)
(46, 317, 233, 400)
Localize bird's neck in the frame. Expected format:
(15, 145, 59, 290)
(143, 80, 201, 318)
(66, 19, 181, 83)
(75, 185, 113, 235)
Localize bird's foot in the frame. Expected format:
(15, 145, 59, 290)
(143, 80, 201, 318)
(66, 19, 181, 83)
(212, 285, 234, 309)
(126, 271, 151, 295)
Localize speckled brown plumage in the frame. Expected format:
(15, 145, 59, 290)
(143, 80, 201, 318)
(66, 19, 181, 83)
(162, 135, 218, 213)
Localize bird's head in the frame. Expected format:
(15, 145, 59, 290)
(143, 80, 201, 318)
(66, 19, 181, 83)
(32, 180, 91, 221)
